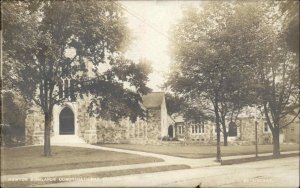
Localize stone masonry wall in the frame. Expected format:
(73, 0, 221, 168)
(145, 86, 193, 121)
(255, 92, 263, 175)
(238, 117, 273, 144)
(145, 108, 161, 140)
(96, 119, 127, 144)
(25, 106, 45, 145)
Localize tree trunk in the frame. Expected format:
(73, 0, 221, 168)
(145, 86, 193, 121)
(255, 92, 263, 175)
(216, 115, 221, 162)
(214, 94, 222, 162)
(223, 131, 228, 146)
(272, 127, 280, 158)
(44, 112, 52, 156)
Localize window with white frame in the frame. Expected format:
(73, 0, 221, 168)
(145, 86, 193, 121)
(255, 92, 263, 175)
(191, 124, 204, 134)
(178, 125, 183, 134)
(200, 124, 204, 133)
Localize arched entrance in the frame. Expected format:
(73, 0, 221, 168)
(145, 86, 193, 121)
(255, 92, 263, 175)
(168, 125, 174, 138)
(59, 107, 74, 135)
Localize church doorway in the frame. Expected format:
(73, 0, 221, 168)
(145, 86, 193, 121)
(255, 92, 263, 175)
(59, 107, 74, 135)
(168, 125, 174, 138)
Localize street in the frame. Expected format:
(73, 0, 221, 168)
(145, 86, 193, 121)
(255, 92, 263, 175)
(44, 156, 299, 187)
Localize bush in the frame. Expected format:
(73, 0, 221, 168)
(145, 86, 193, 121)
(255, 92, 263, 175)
(1, 124, 25, 147)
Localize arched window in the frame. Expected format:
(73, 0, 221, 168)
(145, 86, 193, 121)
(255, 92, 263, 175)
(59, 107, 74, 135)
(228, 122, 237, 137)
(168, 125, 174, 138)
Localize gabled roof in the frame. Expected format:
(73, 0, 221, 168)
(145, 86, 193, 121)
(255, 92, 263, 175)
(167, 115, 175, 125)
(142, 92, 165, 108)
(171, 113, 185, 123)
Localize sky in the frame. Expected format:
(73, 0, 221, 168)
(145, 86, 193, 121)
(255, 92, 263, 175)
(120, 1, 203, 91)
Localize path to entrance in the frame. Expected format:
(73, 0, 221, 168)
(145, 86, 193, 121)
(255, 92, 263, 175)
(1, 143, 298, 183)
(55, 143, 225, 168)
(55, 143, 299, 168)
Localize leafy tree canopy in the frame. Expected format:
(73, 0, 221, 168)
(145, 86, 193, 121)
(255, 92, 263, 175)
(2, 0, 152, 155)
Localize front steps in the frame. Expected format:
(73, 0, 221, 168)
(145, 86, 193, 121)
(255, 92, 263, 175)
(51, 135, 86, 144)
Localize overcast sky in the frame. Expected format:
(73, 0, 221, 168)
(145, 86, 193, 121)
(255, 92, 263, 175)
(121, 1, 203, 91)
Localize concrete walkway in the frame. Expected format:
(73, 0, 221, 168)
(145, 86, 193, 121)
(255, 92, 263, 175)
(1, 143, 299, 183)
(54, 143, 299, 168)
(54, 143, 221, 168)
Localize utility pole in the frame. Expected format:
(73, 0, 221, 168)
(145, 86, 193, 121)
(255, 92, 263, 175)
(254, 105, 259, 158)
(255, 120, 258, 157)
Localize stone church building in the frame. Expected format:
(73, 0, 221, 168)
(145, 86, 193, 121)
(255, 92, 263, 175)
(171, 108, 299, 145)
(25, 90, 298, 145)
(25, 92, 171, 145)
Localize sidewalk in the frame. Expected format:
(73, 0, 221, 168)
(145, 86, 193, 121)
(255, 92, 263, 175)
(39, 157, 299, 187)
(1, 143, 299, 183)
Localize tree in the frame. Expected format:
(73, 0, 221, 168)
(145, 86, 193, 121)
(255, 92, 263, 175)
(254, 12, 299, 157)
(257, 43, 298, 157)
(245, 2, 300, 158)
(165, 93, 186, 116)
(276, 0, 299, 55)
(2, 1, 151, 156)
(168, 2, 271, 161)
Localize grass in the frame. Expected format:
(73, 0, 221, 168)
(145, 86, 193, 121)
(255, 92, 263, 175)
(1, 146, 163, 175)
(221, 153, 299, 165)
(2, 165, 190, 187)
(99, 143, 299, 158)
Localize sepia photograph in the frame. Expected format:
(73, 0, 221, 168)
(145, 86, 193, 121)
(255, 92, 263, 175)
(1, 0, 299, 187)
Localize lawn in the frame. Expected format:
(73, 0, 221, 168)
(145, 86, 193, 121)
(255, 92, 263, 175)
(1, 146, 163, 175)
(2, 165, 190, 187)
(100, 143, 299, 158)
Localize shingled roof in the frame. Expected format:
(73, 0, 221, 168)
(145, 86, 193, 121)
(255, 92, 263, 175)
(142, 92, 165, 108)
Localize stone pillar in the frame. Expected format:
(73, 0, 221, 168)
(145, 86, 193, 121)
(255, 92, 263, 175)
(173, 125, 176, 138)
(142, 122, 145, 138)
(133, 123, 135, 138)
(145, 122, 148, 138)
(127, 118, 130, 139)
(138, 117, 141, 138)
(137, 122, 140, 138)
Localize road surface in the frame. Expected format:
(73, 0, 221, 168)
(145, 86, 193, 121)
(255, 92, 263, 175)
(44, 156, 299, 187)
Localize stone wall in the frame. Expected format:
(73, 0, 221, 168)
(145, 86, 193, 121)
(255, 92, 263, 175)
(25, 107, 45, 145)
(95, 113, 162, 145)
(175, 117, 275, 145)
(146, 108, 161, 140)
(76, 97, 92, 138)
(282, 114, 299, 143)
(238, 117, 273, 144)
(160, 97, 169, 137)
(96, 119, 127, 144)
